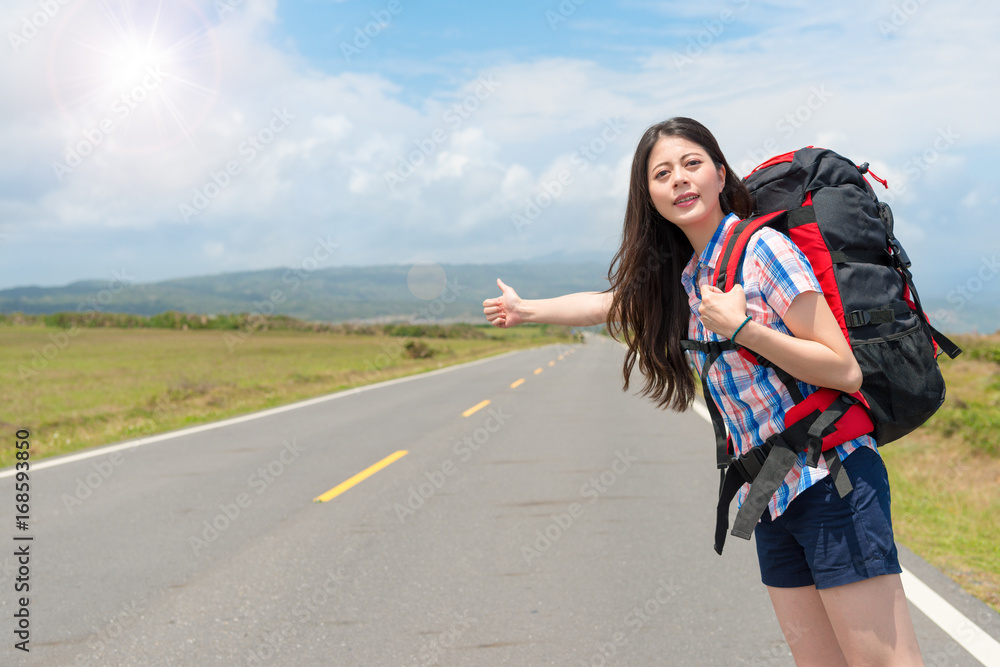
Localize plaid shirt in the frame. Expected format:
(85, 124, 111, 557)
(681, 213, 877, 520)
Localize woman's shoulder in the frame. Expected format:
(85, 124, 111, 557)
(741, 222, 820, 298)
(741, 224, 815, 275)
(720, 214, 797, 258)
(746, 224, 795, 254)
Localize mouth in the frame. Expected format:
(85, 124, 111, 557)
(673, 193, 699, 206)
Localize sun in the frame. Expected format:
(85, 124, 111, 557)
(103, 37, 169, 93)
(48, 0, 222, 154)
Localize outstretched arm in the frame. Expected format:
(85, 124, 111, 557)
(483, 278, 615, 328)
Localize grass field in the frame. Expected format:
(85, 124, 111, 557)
(881, 333, 1000, 613)
(0, 322, 580, 468)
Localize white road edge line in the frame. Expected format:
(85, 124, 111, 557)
(690, 398, 712, 425)
(900, 567, 1000, 666)
(692, 398, 1000, 666)
(1, 345, 561, 480)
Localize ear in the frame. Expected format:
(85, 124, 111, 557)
(716, 163, 726, 186)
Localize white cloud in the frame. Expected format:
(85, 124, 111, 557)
(312, 114, 353, 142)
(203, 241, 226, 258)
(1, 0, 998, 293)
(500, 164, 533, 200)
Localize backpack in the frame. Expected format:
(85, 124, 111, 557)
(682, 147, 962, 555)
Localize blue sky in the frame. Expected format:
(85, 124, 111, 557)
(1, 0, 998, 327)
(272, 1, 762, 86)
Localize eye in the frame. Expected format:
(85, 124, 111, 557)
(654, 169, 668, 179)
(686, 159, 702, 168)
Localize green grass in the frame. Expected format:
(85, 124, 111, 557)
(883, 434, 1000, 613)
(0, 322, 580, 468)
(927, 338, 1000, 457)
(880, 333, 1000, 613)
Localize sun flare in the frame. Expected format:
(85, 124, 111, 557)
(48, 0, 221, 154)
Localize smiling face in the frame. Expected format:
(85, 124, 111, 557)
(647, 134, 727, 245)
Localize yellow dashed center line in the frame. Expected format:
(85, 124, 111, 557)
(313, 450, 408, 503)
(462, 399, 491, 417)
(313, 351, 578, 505)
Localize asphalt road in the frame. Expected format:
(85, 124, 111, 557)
(1, 333, 998, 666)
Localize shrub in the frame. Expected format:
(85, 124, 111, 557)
(404, 340, 434, 359)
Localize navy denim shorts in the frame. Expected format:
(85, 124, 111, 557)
(754, 446, 902, 590)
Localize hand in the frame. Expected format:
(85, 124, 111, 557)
(483, 278, 524, 328)
(698, 284, 748, 339)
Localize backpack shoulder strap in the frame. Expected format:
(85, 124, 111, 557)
(681, 339, 737, 469)
(714, 210, 788, 291)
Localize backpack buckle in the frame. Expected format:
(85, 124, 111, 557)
(700, 340, 735, 357)
(728, 442, 772, 485)
(888, 238, 912, 268)
(845, 310, 871, 328)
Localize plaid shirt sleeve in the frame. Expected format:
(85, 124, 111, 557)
(745, 227, 822, 320)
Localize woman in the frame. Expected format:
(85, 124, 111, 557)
(482, 117, 924, 665)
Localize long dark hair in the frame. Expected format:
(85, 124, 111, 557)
(605, 117, 753, 411)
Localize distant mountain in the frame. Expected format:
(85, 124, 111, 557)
(919, 298, 1000, 336)
(0, 262, 613, 324)
(3, 259, 995, 333)
(519, 249, 617, 265)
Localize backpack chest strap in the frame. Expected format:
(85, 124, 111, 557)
(681, 340, 875, 555)
(681, 339, 737, 468)
(714, 392, 866, 554)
